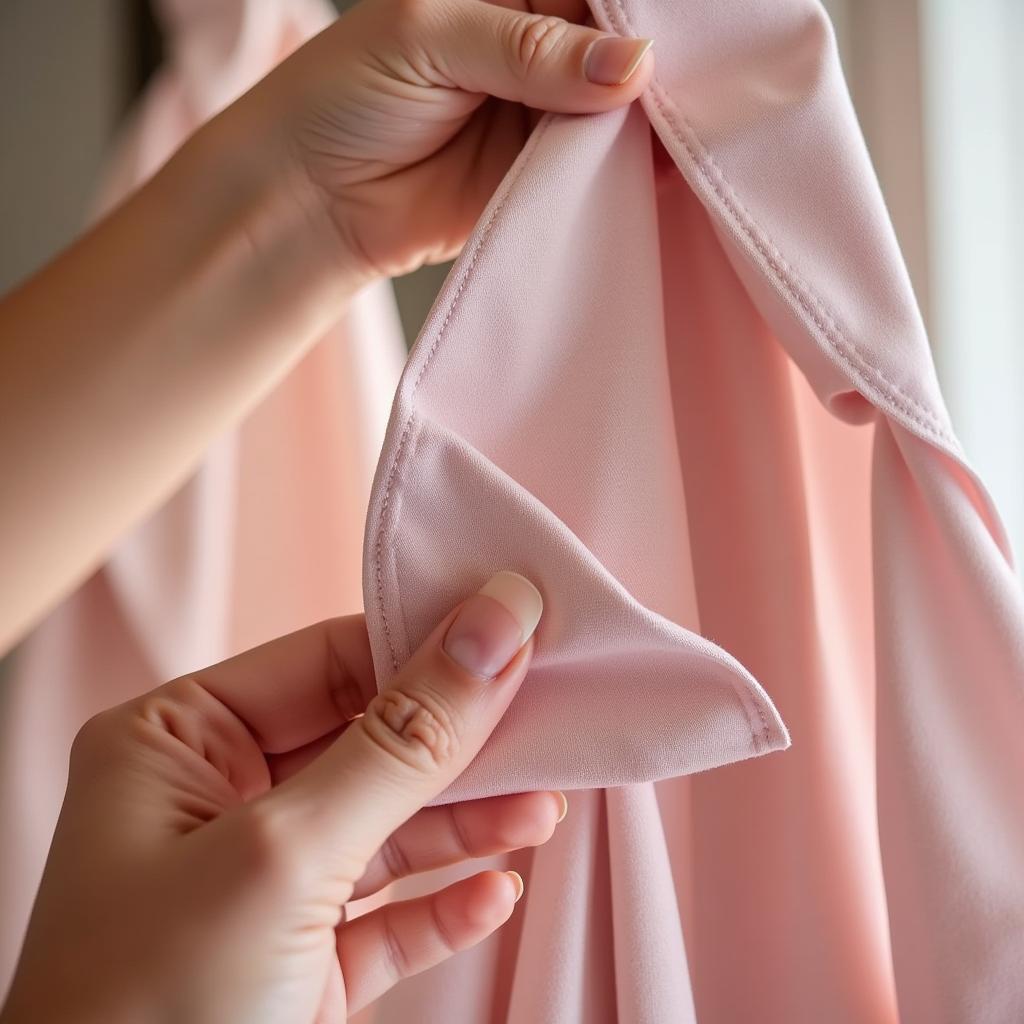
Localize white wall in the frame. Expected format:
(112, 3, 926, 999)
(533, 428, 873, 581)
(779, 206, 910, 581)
(829, 0, 1024, 559)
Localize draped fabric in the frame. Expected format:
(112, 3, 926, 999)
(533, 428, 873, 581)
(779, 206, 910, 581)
(360, 1, 1024, 1020)
(0, 0, 405, 996)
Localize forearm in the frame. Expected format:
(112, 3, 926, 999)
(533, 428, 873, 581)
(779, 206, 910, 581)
(0, 104, 363, 655)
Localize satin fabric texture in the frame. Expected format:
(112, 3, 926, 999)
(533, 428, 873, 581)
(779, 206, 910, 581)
(358, 1, 1024, 1021)
(0, 0, 405, 999)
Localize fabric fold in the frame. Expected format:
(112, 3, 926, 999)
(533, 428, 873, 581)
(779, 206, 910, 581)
(364, 102, 790, 800)
(362, 0, 1024, 1019)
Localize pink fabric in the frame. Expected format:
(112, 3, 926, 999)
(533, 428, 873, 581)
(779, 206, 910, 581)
(0, 0, 405, 997)
(360, 1, 1024, 1021)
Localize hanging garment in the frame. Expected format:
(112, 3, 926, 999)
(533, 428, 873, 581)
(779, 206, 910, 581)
(358, 1, 1024, 1021)
(0, 0, 405, 997)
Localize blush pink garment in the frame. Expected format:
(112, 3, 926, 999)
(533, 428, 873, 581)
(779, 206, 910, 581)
(0, 0, 405, 998)
(359, 1, 1024, 1021)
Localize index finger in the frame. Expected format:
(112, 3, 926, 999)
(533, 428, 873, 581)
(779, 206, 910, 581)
(188, 614, 377, 754)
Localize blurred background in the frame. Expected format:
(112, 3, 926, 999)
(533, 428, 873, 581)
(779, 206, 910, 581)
(1, 0, 1022, 556)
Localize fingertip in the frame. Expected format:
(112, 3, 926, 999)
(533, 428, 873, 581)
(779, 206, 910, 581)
(447, 870, 520, 932)
(598, 45, 653, 108)
(553, 790, 569, 824)
(583, 36, 653, 88)
(490, 631, 536, 686)
(545, 33, 653, 115)
(338, 870, 523, 1013)
(442, 571, 542, 680)
(483, 790, 561, 850)
(626, 45, 655, 96)
(505, 870, 525, 903)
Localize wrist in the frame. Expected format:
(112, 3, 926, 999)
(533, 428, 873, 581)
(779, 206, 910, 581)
(165, 95, 375, 315)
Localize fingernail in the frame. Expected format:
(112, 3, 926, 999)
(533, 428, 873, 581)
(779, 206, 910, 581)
(443, 571, 543, 679)
(583, 36, 652, 86)
(554, 791, 569, 823)
(505, 870, 525, 903)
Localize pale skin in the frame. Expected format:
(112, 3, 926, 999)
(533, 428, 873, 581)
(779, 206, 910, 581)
(2, 579, 555, 1023)
(0, 0, 653, 1019)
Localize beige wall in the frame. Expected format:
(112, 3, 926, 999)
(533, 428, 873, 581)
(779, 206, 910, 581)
(0, 1, 128, 294)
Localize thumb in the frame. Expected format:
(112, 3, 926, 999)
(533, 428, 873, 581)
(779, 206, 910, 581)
(416, 0, 653, 113)
(265, 571, 543, 868)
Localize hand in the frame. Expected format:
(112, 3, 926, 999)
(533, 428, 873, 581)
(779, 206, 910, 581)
(226, 0, 653, 280)
(0, 0, 651, 656)
(1, 572, 560, 1024)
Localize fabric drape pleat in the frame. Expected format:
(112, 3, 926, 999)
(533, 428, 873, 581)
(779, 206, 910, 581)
(358, 2, 1024, 1020)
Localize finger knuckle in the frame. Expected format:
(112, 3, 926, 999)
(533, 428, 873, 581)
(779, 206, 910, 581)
(513, 14, 571, 76)
(379, 833, 414, 883)
(360, 687, 462, 774)
(388, 0, 418, 29)
(381, 912, 413, 979)
(69, 707, 120, 765)
(429, 896, 458, 956)
(135, 689, 192, 743)
(389, 0, 443, 44)
(231, 804, 299, 884)
(446, 805, 475, 858)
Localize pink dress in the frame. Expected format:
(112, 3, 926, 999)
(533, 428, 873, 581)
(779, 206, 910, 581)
(3, 0, 1021, 1020)
(0, 0, 405, 998)
(359, 1, 1024, 1021)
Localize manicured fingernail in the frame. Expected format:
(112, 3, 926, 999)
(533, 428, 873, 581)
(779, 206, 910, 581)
(443, 571, 543, 679)
(505, 870, 525, 903)
(583, 36, 652, 86)
(554, 791, 569, 823)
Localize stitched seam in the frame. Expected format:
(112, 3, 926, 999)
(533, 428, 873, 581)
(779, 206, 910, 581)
(647, 84, 948, 441)
(752, 695, 771, 750)
(373, 117, 558, 672)
(600, 0, 954, 449)
(717, 646, 773, 754)
(373, 415, 418, 671)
